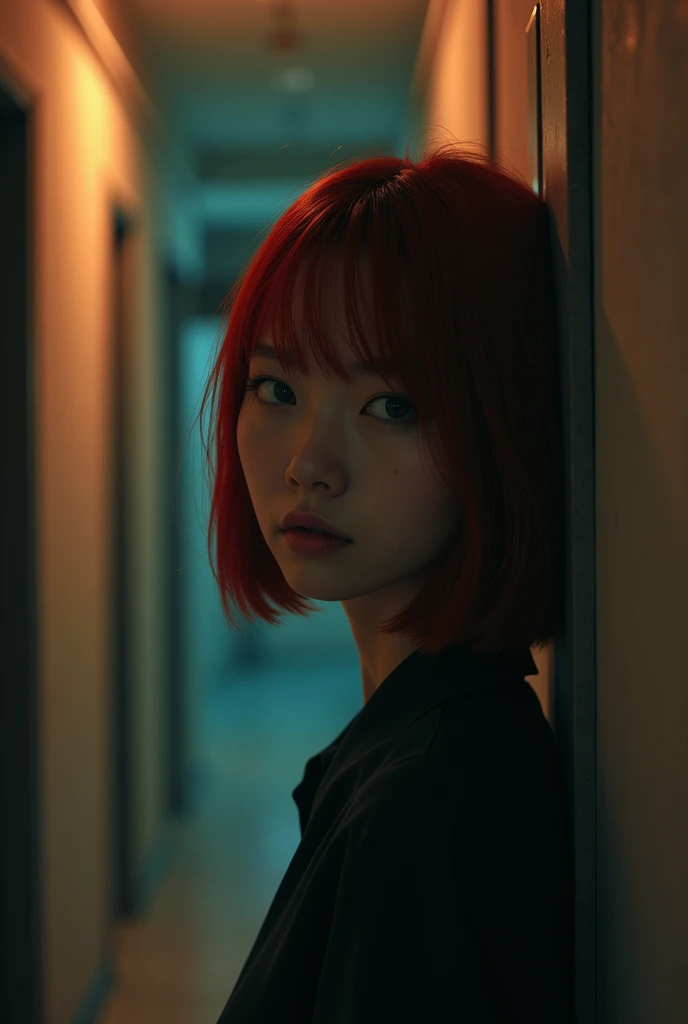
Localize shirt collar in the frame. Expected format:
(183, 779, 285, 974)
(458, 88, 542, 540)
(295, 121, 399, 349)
(292, 643, 538, 825)
(335, 643, 538, 766)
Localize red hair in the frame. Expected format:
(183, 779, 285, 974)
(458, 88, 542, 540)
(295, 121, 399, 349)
(198, 142, 566, 657)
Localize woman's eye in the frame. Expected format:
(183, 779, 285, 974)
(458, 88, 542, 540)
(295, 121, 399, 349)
(243, 375, 417, 429)
(364, 394, 416, 428)
(244, 375, 294, 405)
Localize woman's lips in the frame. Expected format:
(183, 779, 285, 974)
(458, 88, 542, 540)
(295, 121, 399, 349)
(281, 528, 352, 555)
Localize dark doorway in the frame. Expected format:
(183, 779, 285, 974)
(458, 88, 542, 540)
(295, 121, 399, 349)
(110, 208, 137, 917)
(0, 82, 42, 1024)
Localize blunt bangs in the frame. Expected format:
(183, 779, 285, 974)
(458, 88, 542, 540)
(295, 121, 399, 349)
(197, 142, 566, 657)
(250, 237, 415, 392)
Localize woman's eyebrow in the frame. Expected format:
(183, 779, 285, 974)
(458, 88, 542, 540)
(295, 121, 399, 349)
(251, 344, 396, 379)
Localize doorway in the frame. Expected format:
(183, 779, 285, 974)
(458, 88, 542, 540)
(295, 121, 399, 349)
(0, 80, 42, 1024)
(110, 208, 137, 917)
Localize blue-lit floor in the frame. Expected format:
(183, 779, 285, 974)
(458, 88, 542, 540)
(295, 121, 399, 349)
(98, 651, 362, 1023)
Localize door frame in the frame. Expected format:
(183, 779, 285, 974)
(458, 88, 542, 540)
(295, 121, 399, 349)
(538, 3, 598, 1021)
(0, 73, 42, 1024)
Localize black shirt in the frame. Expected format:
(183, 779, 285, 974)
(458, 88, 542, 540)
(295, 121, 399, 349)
(216, 643, 575, 1023)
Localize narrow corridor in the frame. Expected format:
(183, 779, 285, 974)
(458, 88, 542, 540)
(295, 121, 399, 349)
(98, 652, 361, 1024)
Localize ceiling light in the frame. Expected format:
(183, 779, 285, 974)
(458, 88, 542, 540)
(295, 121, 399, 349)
(271, 65, 315, 94)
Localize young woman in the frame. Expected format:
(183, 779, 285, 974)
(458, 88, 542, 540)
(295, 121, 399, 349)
(200, 142, 574, 1023)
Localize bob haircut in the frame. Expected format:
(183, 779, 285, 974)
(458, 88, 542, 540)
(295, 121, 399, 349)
(198, 141, 566, 658)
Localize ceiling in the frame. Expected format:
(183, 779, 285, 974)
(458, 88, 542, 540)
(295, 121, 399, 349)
(127, 0, 428, 165)
(122, 0, 431, 276)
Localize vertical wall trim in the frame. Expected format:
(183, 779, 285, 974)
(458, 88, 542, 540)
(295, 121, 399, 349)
(542, 0, 598, 1019)
(564, 1, 597, 1018)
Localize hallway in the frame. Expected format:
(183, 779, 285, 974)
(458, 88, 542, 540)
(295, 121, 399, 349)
(4, 0, 688, 1021)
(98, 652, 362, 1024)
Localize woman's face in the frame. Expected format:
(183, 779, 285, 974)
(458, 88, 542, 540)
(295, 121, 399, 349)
(235, 271, 461, 613)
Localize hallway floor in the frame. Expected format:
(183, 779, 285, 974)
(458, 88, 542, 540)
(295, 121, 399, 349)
(97, 651, 361, 1024)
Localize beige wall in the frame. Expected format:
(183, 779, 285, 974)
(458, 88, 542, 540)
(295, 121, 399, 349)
(420, 0, 553, 720)
(494, 0, 534, 187)
(424, 0, 488, 152)
(595, 1, 688, 1018)
(420, 0, 538, 263)
(0, 1, 173, 1020)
